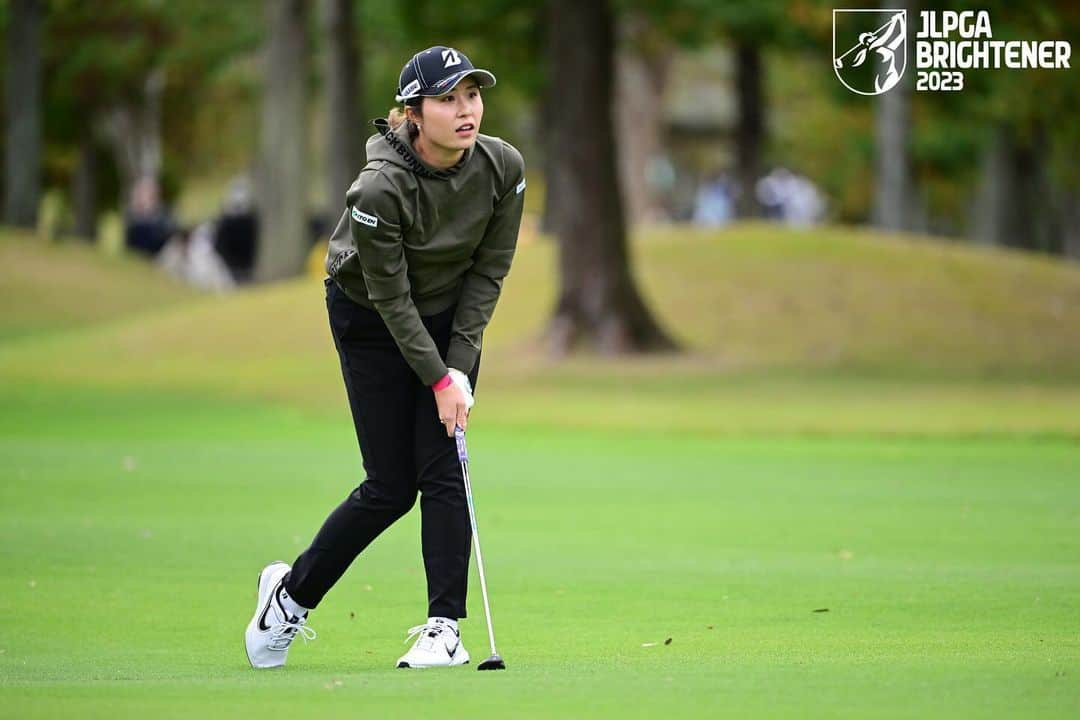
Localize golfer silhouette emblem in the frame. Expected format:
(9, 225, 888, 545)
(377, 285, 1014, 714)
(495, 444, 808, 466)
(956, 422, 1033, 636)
(833, 9, 907, 95)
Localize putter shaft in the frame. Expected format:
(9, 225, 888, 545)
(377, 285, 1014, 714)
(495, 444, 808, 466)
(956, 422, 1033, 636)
(455, 427, 501, 660)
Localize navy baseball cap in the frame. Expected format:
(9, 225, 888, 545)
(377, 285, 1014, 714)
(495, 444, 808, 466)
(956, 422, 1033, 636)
(395, 46, 496, 103)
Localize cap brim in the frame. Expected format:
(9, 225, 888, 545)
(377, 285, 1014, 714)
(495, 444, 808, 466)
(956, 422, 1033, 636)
(423, 69, 497, 97)
(395, 69, 497, 103)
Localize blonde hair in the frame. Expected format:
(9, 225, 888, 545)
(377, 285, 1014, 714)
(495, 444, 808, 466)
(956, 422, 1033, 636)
(386, 104, 422, 140)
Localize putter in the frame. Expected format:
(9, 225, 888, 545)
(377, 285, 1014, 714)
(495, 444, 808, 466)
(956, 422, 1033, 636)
(455, 426, 506, 671)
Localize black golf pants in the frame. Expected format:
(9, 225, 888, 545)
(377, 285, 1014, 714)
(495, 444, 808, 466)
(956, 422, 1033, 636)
(284, 279, 477, 619)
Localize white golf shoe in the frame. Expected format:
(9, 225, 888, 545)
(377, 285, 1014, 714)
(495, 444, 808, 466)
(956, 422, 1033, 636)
(244, 561, 316, 669)
(396, 618, 470, 668)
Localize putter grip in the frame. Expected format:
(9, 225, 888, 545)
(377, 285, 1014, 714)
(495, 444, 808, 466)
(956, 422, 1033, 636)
(454, 426, 469, 462)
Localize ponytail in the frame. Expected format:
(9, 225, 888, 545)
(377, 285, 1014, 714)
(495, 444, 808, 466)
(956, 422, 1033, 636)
(386, 102, 422, 141)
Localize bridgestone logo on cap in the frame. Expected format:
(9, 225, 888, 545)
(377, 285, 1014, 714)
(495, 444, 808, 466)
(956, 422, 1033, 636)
(351, 207, 378, 228)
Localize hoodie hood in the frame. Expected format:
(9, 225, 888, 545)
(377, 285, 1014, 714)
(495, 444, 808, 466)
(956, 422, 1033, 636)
(367, 118, 470, 180)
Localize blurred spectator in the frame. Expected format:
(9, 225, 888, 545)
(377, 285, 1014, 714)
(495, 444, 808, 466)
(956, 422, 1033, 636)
(645, 155, 677, 222)
(308, 212, 332, 248)
(783, 173, 826, 228)
(756, 168, 826, 227)
(213, 176, 259, 283)
(755, 168, 789, 220)
(124, 175, 176, 257)
(693, 172, 735, 227)
(157, 222, 236, 292)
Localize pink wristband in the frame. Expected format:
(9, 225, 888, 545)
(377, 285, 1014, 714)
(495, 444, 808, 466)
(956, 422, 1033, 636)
(431, 374, 452, 391)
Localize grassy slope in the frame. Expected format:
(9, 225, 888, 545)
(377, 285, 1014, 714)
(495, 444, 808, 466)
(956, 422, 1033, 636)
(4, 222, 1079, 378)
(633, 224, 1079, 374)
(2, 223, 1079, 435)
(0, 229, 195, 343)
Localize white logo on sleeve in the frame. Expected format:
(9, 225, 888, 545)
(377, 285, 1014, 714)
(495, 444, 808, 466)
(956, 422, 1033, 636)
(442, 49, 462, 68)
(351, 206, 378, 228)
(516, 178, 527, 195)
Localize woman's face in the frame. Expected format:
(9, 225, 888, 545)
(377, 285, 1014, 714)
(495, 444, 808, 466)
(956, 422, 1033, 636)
(414, 78, 484, 156)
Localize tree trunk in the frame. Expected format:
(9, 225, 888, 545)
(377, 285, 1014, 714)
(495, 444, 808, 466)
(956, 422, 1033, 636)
(72, 133, 97, 240)
(545, 0, 677, 355)
(972, 123, 1014, 247)
(141, 68, 165, 182)
(873, 2, 912, 232)
(101, 69, 165, 208)
(321, 0, 363, 212)
(873, 70, 912, 231)
(539, 15, 564, 237)
(3, 0, 43, 228)
(102, 105, 137, 205)
(1061, 190, 1080, 260)
(733, 43, 764, 218)
(615, 13, 673, 225)
(1011, 125, 1053, 253)
(972, 123, 1055, 252)
(256, 0, 309, 282)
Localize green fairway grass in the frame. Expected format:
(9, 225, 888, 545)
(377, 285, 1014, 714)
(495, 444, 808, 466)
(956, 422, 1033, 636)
(1, 385, 1077, 719)
(1, 224, 1078, 717)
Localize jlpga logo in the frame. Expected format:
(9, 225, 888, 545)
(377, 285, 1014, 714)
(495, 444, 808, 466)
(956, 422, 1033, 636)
(833, 8, 1071, 95)
(832, 9, 907, 96)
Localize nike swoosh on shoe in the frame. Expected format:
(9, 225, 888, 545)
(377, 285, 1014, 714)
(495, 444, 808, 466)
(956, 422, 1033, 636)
(257, 584, 289, 632)
(257, 598, 274, 632)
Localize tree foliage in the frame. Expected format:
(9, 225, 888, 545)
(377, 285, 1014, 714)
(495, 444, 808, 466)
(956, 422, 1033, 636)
(6, 0, 1075, 256)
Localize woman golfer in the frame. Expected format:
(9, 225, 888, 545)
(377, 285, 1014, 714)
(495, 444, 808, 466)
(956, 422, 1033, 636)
(245, 46, 525, 669)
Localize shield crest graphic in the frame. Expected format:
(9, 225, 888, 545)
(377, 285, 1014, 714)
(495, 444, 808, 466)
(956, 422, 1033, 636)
(833, 9, 907, 96)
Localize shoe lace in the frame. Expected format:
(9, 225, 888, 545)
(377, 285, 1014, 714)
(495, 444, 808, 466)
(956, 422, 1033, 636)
(268, 616, 317, 652)
(404, 623, 452, 649)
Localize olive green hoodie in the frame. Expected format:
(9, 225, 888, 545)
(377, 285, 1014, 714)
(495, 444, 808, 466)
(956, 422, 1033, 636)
(325, 119, 526, 386)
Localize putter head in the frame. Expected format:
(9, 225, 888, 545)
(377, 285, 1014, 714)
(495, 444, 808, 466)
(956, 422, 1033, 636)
(477, 654, 506, 671)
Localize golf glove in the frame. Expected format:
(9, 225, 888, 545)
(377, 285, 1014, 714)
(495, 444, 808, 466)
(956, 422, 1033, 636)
(448, 368, 475, 410)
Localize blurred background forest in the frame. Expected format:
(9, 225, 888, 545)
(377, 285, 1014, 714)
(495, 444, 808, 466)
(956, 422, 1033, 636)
(1, 0, 1077, 362)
